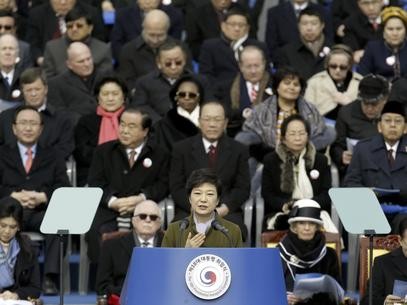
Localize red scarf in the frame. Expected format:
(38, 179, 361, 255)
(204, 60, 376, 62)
(96, 105, 125, 145)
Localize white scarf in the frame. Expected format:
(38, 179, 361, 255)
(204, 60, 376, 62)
(231, 34, 249, 61)
(292, 148, 314, 200)
(177, 105, 200, 127)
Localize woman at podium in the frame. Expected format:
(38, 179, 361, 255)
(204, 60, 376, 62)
(278, 199, 341, 304)
(162, 168, 243, 247)
(0, 197, 41, 301)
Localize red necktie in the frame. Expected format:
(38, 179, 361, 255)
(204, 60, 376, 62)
(25, 148, 33, 173)
(250, 84, 258, 103)
(208, 145, 217, 168)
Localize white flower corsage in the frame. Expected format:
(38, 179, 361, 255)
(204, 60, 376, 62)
(143, 158, 152, 168)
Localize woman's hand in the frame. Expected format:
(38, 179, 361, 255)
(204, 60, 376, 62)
(185, 232, 205, 248)
(286, 292, 301, 305)
(384, 294, 403, 304)
(0, 290, 19, 300)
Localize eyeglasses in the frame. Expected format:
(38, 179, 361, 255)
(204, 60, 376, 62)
(328, 64, 348, 71)
(0, 25, 13, 30)
(15, 120, 41, 127)
(163, 60, 183, 67)
(176, 91, 199, 99)
(134, 214, 160, 221)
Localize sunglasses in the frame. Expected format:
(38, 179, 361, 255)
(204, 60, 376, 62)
(134, 214, 160, 221)
(163, 60, 183, 67)
(328, 64, 348, 71)
(0, 25, 13, 30)
(176, 91, 199, 99)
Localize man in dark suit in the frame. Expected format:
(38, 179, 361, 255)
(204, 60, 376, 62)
(170, 100, 250, 239)
(26, 0, 105, 66)
(0, 67, 74, 160)
(86, 107, 170, 263)
(0, 105, 70, 294)
(344, 101, 407, 227)
(95, 200, 164, 298)
(110, 0, 183, 61)
(275, 7, 332, 80)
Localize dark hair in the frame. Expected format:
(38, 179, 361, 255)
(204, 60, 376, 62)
(398, 218, 407, 237)
(280, 114, 310, 139)
(199, 100, 229, 119)
(271, 66, 306, 97)
(157, 40, 187, 58)
(186, 168, 222, 198)
(65, 6, 93, 25)
(120, 107, 152, 130)
(298, 7, 325, 24)
(94, 74, 128, 101)
(0, 196, 23, 229)
(169, 75, 204, 106)
(20, 67, 47, 87)
(0, 9, 16, 22)
(224, 6, 251, 25)
(13, 105, 43, 125)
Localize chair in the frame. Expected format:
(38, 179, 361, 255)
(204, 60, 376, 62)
(358, 234, 399, 297)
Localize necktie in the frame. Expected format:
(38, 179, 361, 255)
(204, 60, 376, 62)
(208, 145, 217, 168)
(250, 84, 258, 103)
(3, 76, 10, 91)
(248, 0, 257, 8)
(25, 148, 33, 173)
(128, 150, 136, 168)
(388, 149, 395, 168)
(141, 241, 149, 248)
(372, 21, 379, 31)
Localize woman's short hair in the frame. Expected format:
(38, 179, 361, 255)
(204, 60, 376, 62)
(0, 196, 23, 229)
(94, 74, 128, 101)
(280, 114, 311, 139)
(398, 217, 407, 237)
(324, 44, 354, 70)
(169, 75, 205, 106)
(186, 168, 222, 198)
(271, 66, 306, 97)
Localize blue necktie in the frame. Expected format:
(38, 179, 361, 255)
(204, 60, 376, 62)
(248, 0, 257, 8)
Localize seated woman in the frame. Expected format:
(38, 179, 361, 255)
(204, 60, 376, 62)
(0, 197, 40, 301)
(162, 168, 242, 248)
(305, 44, 362, 120)
(361, 218, 407, 305)
(74, 75, 127, 185)
(358, 6, 407, 81)
(278, 199, 341, 305)
(261, 114, 333, 232)
(152, 75, 201, 152)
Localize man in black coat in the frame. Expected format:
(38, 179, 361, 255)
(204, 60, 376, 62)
(0, 105, 70, 294)
(86, 107, 170, 263)
(170, 101, 250, 240)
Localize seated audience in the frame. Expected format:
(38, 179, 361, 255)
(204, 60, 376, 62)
(344, 101, 407, 228)
(358, 6, 407, 81)
(42, 7, 112, 78)
(361, 218, 407, 305)
(262, 115, 332, 231)
(0, 105, 70, 294)
(95, 200, 163, 299)
(330, 74, 389, 178)
(305, 44, 362, 120)
(152, 75, 201, 152)
(0, 197, 41, 301)
(226, 45, 272, 137)
(0, 67, 74, 160)
(236, 66, 335, 153)
(199, 7, 269, 101)
(74, 75, 127, 186)
(162, 168, 243, 247)
(86, 107, 169, 264)
(275, 7, 332, 81)
(278, 199, 341, 304)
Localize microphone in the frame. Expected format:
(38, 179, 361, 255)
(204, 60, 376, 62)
(177, 218, 189, 247)
(211, 220, 232, 247)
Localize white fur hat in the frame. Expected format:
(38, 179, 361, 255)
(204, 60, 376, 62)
(288, 199, 323, 226)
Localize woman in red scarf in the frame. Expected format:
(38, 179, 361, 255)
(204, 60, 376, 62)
(74, 75, 127, 186)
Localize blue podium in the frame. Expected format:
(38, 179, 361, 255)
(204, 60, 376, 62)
(121, 248, 287, 305)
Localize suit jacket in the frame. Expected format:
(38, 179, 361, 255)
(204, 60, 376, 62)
(0, 65, 25, 105)
(361, 247, 407, 305)
(26, 2, 106, 61)
(88, 139, 170, 226)
(43, 36, 112, 78)
(344, 134, 407, 205)
(0, 104, 74, 160)
(0, 144, 70, 200)
(110, 3, 184, 60)
(17, 40, 33, 72)
(95, 231, 164, 295)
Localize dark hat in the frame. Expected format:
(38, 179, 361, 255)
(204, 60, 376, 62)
(381, 100, 406, 118)
(358, 74, 389, 103)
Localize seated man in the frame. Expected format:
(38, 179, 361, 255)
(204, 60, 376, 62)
(86, 107, 169, 264)
(0, 105, 70, 294)
(95, 200, 163, 298)
(344, 100, 407, 228)
(330, 74, 389, 178)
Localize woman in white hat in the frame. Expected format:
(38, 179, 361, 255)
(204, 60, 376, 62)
(278, 199, 342, 305)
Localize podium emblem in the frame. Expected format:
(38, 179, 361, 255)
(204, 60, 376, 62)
(185, 254, 232, 300)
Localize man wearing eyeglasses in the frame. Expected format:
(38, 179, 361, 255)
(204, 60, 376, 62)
(0, 105, 71, 295)
(95, 200, 163, 301)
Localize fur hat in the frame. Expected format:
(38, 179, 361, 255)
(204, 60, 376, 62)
(358, 74, 389, 103)
(381, 6, 407, 26)
(288, 199, 323, 226)
(381, 100, 406, 118)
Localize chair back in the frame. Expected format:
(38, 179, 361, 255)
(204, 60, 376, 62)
(102, 231, 130, 242)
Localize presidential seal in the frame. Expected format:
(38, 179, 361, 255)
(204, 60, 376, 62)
(185, 254, 231, 300)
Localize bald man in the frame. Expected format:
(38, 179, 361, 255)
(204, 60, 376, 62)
(47, 42, 109, 124)
(0, 33, 24, 106)
(111, 0, 183, 61)
(95, 200, 164, 297)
